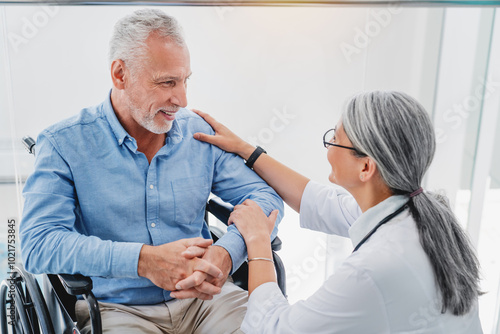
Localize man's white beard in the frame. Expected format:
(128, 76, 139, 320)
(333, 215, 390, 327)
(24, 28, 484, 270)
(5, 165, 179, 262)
(130, 107, 174, 134)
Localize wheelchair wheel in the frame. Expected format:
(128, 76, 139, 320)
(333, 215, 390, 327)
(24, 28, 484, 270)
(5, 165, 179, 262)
(1, 266, 55, 334)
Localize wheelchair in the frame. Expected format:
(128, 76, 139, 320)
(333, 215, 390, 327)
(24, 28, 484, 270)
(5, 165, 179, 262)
(0, 137, 286, 334)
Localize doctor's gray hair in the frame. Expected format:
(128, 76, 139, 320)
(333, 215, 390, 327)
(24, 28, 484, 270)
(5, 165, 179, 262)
(342, 91, 481, 316)
(109, 9, 185, 72)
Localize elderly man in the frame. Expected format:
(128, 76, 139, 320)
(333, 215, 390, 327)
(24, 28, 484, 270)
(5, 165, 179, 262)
(20, 9, 283, 333)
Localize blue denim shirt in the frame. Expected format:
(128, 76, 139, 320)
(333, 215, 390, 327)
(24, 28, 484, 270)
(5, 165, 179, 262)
(20, 95, 284, 305)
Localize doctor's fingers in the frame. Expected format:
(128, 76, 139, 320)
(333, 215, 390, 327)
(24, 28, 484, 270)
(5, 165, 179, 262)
(241, 199, 258, 207)
(230, 204, 264, 221)
(266, 210, 280, 233)
(227, 209, 247, 226)
(191, 109, 222, 130)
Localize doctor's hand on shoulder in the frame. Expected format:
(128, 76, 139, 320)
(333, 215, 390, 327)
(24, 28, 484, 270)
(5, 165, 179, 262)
(192, 109, 255, 161)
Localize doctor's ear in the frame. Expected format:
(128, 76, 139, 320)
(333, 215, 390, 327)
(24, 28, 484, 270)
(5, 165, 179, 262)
(110, 59, 127, 90)
(359, 157, 378, 182)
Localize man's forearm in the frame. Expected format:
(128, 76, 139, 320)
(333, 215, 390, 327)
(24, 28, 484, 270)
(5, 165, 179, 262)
(214, 194, 284, 274)
(213, 226, 247, 274)
(21, 225, 143, 277)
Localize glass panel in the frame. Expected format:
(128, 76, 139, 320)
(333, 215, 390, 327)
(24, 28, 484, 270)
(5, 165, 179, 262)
(427, 8, 495, 230)
(460, 9, 496, 194)
(474, 10, 500, 333)
(479, 109, 500, 334)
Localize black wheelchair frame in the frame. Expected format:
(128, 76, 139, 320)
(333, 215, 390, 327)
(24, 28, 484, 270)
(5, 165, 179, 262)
(0, 137, 286, 334)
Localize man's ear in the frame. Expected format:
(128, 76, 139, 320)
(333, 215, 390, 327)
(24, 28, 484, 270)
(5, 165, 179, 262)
(359, 157, 378, 182)
(110, 59, 127, 90)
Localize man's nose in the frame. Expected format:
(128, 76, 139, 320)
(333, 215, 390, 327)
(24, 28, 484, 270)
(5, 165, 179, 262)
(170, 82, 188, 108)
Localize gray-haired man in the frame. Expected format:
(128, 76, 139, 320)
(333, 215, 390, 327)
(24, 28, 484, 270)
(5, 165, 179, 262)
(20, 9, 284, 333)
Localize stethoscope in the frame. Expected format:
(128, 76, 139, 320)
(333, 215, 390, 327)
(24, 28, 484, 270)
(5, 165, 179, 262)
(352, 202, 409, 253)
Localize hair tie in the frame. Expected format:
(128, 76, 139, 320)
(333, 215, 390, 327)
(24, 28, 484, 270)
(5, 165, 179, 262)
(409, 187, 424, 198)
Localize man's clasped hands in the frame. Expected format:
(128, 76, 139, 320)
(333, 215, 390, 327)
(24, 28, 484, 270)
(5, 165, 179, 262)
(137, 236, 230, 301)
(136, 198, 271, 301)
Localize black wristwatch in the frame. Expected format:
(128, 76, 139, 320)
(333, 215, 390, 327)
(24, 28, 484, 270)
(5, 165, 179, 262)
(245, 146, 267, 169)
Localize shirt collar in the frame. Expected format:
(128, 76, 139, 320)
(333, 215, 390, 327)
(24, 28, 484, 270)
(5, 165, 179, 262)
(166, 115, 183, 145)
(102, 91, 183, 147)
(348, 194, 409, 248)
(102, 91, 128, 146)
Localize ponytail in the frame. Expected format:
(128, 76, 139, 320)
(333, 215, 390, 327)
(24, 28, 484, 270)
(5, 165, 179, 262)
(408, 191, 482, 315)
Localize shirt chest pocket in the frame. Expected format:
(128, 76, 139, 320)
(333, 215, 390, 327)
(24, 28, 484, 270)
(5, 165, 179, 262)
(172, 176, 211, 224)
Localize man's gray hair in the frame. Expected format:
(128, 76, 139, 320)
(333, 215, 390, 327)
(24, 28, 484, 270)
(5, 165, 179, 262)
(342, 91, 482, 316)
(109, 9, 185, 71)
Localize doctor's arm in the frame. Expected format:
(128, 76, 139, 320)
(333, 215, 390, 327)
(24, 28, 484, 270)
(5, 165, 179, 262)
(192, 109, 309, 213)
(193, 109, 362, 236)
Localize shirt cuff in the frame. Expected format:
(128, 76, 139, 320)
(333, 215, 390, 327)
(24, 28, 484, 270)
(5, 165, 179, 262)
(241, 282, 288, 333)
(110, 242, 144, 278)
(214, 225, 247, 274)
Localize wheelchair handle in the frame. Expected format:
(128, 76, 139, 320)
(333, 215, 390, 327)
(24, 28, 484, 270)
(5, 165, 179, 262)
(22, 136, 36, 155)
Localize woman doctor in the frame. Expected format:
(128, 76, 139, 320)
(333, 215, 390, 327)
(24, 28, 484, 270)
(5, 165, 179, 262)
(183, 91, 483, 333)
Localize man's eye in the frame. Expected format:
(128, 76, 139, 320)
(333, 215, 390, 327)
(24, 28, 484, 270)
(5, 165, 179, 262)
(163, 81, 175, 86)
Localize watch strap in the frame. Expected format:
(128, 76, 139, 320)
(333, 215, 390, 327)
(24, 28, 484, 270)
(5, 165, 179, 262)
(245, 146, 267, 169)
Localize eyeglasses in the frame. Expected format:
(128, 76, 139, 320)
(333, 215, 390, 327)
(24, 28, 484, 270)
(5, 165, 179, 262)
(323, 128, 364, 155)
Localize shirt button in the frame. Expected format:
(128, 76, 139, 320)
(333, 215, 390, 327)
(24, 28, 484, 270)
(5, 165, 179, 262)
(149, 184, 154, 189)
(151, 223, 156, 228)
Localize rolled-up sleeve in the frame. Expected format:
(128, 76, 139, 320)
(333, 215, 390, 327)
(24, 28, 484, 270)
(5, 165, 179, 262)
(210, 148, 284, 274)
(299, 180, 361, 237)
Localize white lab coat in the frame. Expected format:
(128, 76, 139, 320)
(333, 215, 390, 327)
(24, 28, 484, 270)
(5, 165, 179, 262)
(241, 180, 483, 334)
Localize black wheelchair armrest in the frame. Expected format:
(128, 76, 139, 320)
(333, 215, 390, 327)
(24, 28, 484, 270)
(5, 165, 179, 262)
(207, 197, 233, 223)
(58, 274, 93, 296)
(47, 274, 102, 334)
(271, 236, 282, 251)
